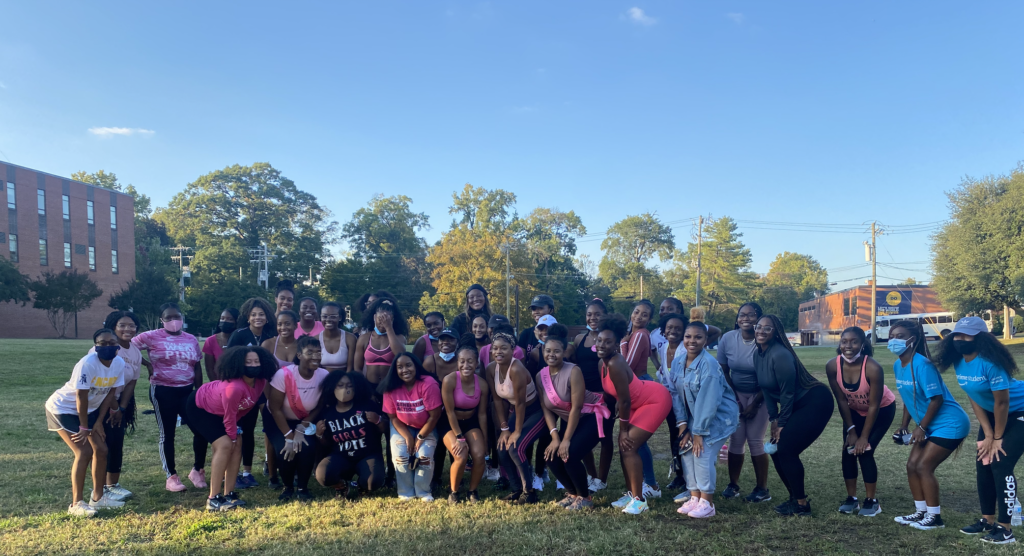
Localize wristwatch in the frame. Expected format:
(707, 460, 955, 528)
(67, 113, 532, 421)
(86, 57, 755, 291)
(416, 433, 427, 441)
(456, 433, 466, 441)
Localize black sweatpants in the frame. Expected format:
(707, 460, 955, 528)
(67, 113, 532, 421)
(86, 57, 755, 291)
(977, 410, 1024, 524)
(263, 408, 317, 490)
(771, 385, 834, 500)
(151, 384, 206, 476)
(547, 414, 602, 497)
(841, 402, 896, 483)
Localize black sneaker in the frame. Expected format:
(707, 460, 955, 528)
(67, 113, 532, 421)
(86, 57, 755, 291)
(206, 494, 230, 512)
(262, 461, 269, 476)
(467, 490, 481, 504)
(894, 510, 926, 525)
(225, 491, 246, 507)
(385, 476, 397, 490)
(774, 499, 796, 515)
(721, 483, 741, 499)
(744, 487, 771, 503)
(666, 473, 687, 491)
(793, 500, 812, 517)
(961, 518, 995, 535)
(910, 513, 944, 530)
(858, 498, 881, 517)
(495, 477, 510, 491)
(980, 524, 1016, 545)
(501, 490, 523, 503)
(838, 496, 860, 514)
(278, 488, 295, 502)
(514, 490, 539, 505)
(268, 476, 283, 490)
(448, 491, 461, 505)
(296, 488, 313, 502)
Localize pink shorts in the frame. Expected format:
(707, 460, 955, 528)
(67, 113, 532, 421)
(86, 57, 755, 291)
(728, 391, 769, 456)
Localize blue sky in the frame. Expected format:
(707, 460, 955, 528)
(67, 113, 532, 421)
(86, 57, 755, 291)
(2, 1, 1022, 290)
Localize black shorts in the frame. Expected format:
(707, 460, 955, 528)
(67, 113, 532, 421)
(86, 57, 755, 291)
(926, 435, 965, 451)
(46, 409, 100, 433)
(436, 408, 481, 436)
(185, 392, 230, 443)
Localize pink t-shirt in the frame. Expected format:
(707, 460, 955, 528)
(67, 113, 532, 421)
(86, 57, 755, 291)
(202, 335, 226, 361)
(194, 378, 267, 440)
(479, 344, 525, 369)
(382, 376, 442, 429)
(132, 329, 200, 387)
(295, 321, 326, 339)
(270, 365, 330, 420)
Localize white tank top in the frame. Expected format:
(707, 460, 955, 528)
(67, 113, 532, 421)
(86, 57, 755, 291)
(319, 330, 348, 370)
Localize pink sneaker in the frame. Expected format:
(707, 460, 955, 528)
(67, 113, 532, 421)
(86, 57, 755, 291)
(188, 468, 208, 489)
(166, 474, 187, 492)
(677, 495, 700, 514)
(688, 498, 716, 518)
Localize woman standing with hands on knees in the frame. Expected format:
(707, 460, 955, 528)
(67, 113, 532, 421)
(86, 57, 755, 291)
(825, 327, 896, 517)
(598, 314, 672, 515)
(937, 317, 1024, 544)
(319, 302, 356, 372)
(439, 337, 491, 504)
(619, 300, 662, 500)
(668, 321, 739, 518)
(718, 303, 772, 503)
(379, 353, 443, 501)
(887, 319, 970, 531)
(753, 314, 834, 517)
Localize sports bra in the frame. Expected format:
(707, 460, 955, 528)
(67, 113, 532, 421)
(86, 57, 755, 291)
(493, 361, 536, 403)
(453, 375, 481, 411)
(319, 331, 348, 370)
(364, 334, 396, 366)
(272, 336, 293, 368)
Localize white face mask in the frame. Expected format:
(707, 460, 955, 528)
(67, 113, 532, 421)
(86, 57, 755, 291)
(439, 351, 456, 362)
(841, 353, 862, 364)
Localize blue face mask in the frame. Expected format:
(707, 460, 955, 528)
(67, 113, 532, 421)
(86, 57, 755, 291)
(428, 334, 438, 341)
(95, 345, 120, 361)
(887, 338, 911, 356)
(439, 351, 456, 362)
(374, 327, 385, 336)
(586, 325, 596, 332)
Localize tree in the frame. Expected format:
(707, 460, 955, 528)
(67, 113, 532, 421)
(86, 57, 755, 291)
(107, 240, 179, 330)
(756, 285, 801, 330)
(518, 208, 593, 323)
(448, 183, 517, 232)
(72, 170, 152, 218)
(598, 214, 675, 309)
(764, 252, 829, 301)
(0, 255, 31, 305)
(899, 277, 919, 285)
(30, 270, 103, 338)
(932, 164, 1024, 314)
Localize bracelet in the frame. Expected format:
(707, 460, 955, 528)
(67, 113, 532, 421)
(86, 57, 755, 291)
(416, 433, 426, 441)
(500, 426, 510, 431)
(993, 435, 1003, 440)
(500, 422, 509, 429)
(79, 426, 91, 432)
(619, 418, 629, 423)
(284, 430, 295, 438)
(550, 428, 558, 434)
(846, 425, 856, 433)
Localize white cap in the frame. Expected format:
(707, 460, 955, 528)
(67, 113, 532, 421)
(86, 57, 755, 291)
(536, 315, 558, 327)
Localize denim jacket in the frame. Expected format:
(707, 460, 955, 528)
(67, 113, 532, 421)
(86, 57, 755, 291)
(666, 349, 739, 444)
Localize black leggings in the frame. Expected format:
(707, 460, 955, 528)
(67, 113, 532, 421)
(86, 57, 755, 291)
(771, 385, 834, 500)
(263, 408, 316, 490)
(841, 403, 896, 484)
(151, 384, 206, 476)
(498, 399, 548, 492)
(547, 414, 602, 497)
(977, 410, 1024, 524)
(318, 451, 386, 491)
(238, 398, 262, 468)
(105, 414, 127, 474)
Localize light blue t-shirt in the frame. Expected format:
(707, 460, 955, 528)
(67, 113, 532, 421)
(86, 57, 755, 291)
(954, 356, 1024, 413)
(893, 353, 970, 440)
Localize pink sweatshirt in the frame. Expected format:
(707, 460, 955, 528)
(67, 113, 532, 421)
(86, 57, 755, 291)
(194, 378, 266, 440)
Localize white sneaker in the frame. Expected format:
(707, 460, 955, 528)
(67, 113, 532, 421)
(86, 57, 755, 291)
(90, 493, 125, 509)
(589, 477, 607, 492)
(611, 492, 634, 508)
(556, 480, 565, 490)
(673, 491, 692, 504)
(420, 495, 435, 503)
(622, 497, 649, 515)
(484, 467, 501, 481)
(68, 500, 97, 517)
(104, 484, 132, 501)
(642, 483, 662, 499)
(532, 476, 545, 491)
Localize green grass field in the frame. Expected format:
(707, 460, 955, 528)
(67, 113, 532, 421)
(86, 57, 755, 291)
(1, 339, 1023, 555)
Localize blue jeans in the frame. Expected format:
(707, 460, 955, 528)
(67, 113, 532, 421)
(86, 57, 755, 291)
(389, 423, 437, 499)
(682, 437, 727, 493)
(637, 374, 658, 487)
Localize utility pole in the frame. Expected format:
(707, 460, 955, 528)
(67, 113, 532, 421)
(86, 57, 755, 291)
(247, 243, 274, 289)
(640, 275, 644, 300)
(169, 246, 194, 302)
(502, 242, 511, 317)
(695, 215, 703, 308)
(865, 222, 879, 342)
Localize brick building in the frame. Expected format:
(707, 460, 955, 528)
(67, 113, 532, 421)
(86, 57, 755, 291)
(797, 283, 945, 346)
(1, 162, 135, 338)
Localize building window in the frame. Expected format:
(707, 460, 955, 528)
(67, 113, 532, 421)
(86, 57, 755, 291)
(62, 195, 70, 220)
(843, 298, 851, 317)
(40, 239, 48, 266)
(88, 246, 96, 271)
(111, 250, 118, 274)
(8, 233, 17, 262)
(6, 182, 14, 210)
(64, 242, 72, 268)
(110, 205, 117, 230)
(87, 201, 94, 225)
(37, 189, 45, 215)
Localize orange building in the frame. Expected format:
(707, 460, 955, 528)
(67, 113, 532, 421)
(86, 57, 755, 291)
(797, 283, 946, 346)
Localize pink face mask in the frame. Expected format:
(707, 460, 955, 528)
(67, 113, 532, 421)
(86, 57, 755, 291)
(163, 319, 184, 333)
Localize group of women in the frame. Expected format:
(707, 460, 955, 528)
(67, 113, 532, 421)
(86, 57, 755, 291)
(43, 281, 1022, 544)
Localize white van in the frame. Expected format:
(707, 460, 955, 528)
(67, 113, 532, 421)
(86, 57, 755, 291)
(872, 312, 956, 343)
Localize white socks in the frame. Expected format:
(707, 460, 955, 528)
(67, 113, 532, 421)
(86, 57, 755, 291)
(915, 500, 927, 512)
(927, 505, 940, 515)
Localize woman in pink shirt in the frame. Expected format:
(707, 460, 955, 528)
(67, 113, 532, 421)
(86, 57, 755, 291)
(185, 346, 276, 512)
(264, 335, 329, 502)
(202, 308, 238, 381)
(379, 353, 443, 501)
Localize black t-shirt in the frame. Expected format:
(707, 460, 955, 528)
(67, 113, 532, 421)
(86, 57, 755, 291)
(320, 403, 383, 461)
(518, 328, 538, 357)
(227, 327, 276, 348)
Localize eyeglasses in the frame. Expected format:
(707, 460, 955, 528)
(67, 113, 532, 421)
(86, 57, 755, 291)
(754, 324, 774, 333)
(115, 324, 138, 330)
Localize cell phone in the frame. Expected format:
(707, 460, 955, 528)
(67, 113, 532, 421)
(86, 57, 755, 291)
(680, 439, 693, 455)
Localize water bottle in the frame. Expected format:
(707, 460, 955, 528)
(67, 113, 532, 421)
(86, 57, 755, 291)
(176, 415, 182, 428)
(1012, 498, 1022, 527)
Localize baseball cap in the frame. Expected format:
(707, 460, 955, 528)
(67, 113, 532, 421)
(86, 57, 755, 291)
(529, 295, 555, 310)
(488, 314, 510, 328)
(952, 316, 987, 336)
(536, 315, 557, 328)
(438, 328, 458, 340)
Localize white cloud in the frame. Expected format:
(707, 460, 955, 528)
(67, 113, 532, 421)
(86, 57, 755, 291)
(88, 127, 155, 137)
(726, 12, 744, 24)
(627, 7, 656, 25)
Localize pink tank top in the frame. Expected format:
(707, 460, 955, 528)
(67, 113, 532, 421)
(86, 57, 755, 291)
(319, 331, 348, 370)
(493, 361, 536, 403)
(364, 334, 395, 366)
(453, 375, 480, 411)
(419, 334, 436, 357)
(837, 355, 896, 416)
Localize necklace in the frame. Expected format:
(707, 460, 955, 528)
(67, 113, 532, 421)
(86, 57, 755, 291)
(741, 336, 755, 346)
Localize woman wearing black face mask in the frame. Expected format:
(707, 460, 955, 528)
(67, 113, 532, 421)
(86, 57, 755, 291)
(203, 308, 239, 381)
